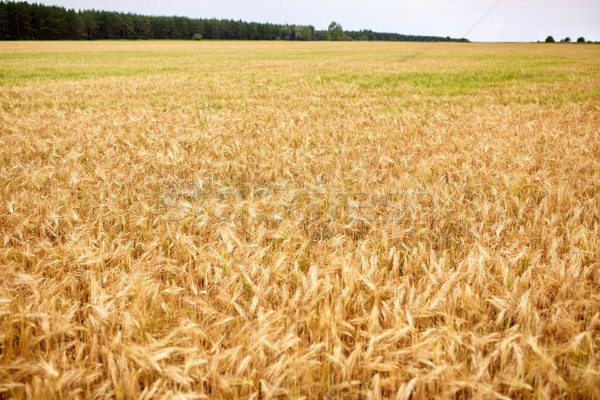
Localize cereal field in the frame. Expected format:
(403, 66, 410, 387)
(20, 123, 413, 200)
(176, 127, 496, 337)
(1, 41, 599, 399)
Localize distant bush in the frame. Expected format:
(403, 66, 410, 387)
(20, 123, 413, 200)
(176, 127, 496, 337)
(577, 37, 585, 43)
(545, 36, 555, 43)
(192, 33, 203, 41)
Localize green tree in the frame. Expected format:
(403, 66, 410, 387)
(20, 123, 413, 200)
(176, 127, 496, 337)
(131, 15, 150, 39)
(327, 21, 346, 41)
(281, 24, 292, 40)
(545, 35, 555, 43)
(293, 25, 311, 41)
(119, 14, 133, 39)
(65, 9, 84, 39)
(12, 2, 34, 39)
(0, 3, 9, 39)
(577, 37, 585, 43)
(247, 22, 258, 40)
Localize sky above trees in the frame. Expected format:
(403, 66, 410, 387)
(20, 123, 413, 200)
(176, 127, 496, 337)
(32, 0, 600, 42)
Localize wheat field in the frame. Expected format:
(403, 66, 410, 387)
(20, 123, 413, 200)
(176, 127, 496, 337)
(1, 41, 599, 399)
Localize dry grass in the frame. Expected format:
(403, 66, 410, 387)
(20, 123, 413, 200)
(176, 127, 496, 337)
(1, 41, 599, 399)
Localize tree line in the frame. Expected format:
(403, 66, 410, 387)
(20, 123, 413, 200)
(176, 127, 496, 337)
(0, 1, 468, 42)
(317, 22, 468, 42)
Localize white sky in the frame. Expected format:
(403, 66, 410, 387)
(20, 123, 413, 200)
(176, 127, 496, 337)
(35, 0, 600, 42)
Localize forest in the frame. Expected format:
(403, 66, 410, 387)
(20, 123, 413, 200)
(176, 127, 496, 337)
(0, 1, 468, 42)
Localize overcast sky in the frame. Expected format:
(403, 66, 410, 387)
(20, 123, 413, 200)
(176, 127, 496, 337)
(34, 0, 600, 42)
